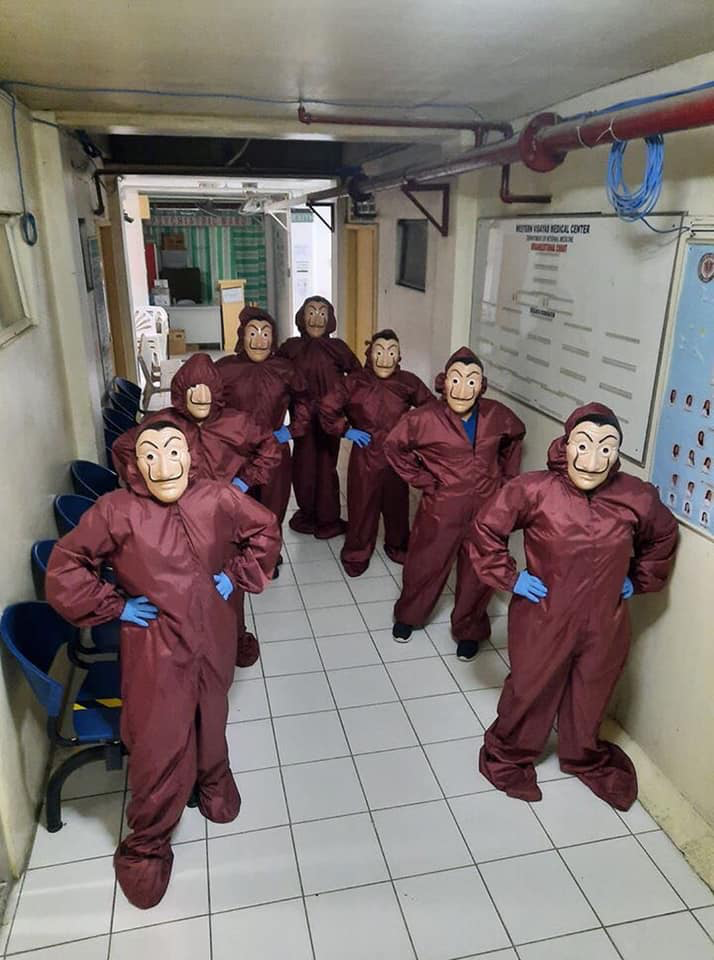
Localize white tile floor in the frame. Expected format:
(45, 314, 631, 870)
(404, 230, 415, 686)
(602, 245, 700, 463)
(2, 496, 713, 959)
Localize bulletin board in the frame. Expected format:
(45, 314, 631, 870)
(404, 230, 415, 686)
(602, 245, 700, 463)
(470, 214, 683, 462)
(651, 242, 714, 539)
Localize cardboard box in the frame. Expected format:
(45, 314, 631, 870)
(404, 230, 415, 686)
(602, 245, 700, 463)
(217, 279, 247, 350)
(168, 328, 186, 356)
(162, 233, 186, 251)
(185, 343, 200, 352)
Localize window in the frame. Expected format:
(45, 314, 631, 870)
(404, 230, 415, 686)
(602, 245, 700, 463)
(396, 219, 427, 292)
(0, 215, 33, 348)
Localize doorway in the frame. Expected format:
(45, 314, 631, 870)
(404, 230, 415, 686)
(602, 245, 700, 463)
(344, 224, 378, 356)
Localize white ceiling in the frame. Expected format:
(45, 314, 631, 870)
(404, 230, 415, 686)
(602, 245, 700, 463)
(2, 0, 714, 131)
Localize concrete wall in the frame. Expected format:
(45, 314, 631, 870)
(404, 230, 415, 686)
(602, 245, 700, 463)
(0, 98, 104, 880)
(449, 51, 714, 839)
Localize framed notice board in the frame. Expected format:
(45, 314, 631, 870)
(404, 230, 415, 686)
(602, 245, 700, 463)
(470, 213, 683, 463)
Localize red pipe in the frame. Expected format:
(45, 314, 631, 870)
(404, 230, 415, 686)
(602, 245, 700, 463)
(306, 86, 714, 203)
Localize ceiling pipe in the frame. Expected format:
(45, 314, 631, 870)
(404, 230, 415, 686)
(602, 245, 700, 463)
(305, 86, 714, 204)
(297, 104, 512, 139)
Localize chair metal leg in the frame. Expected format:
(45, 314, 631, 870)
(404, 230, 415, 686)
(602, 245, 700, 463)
(45, 744, 123, 833)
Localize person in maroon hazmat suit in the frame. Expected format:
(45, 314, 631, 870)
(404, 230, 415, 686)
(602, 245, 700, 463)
(113, 352, 280, 666)
(216, 306, 312, 551)
(278, 296, 360, 538)
(319, 329, 432, 575)
(467, 402, 678, 809)
(384, 348, 525, 661)
(46, 420, 281, 909)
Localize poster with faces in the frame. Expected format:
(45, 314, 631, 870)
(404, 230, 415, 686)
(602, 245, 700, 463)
(651, 245, 714, 538)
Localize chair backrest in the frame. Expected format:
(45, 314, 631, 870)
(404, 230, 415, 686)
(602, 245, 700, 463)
(137, 335, 161, 385)
(108, 392, 138, 420)
(135, 305, 168, 337)
(70, 460, 118, 501)
(31, 539, 57, 600)
(53, 494, 94, 537)
(104, 425, 121, 457)
(103, 408, 134, 434)
(0, 603, 73, 717)
(113, 376, 141, 404)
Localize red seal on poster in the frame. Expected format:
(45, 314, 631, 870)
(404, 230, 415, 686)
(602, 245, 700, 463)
(697, 252, 714, 282)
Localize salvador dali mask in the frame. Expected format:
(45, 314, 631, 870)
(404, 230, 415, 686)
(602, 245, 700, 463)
(135, 426, 191, 503)
(445, 362, 483, 418)
(244, 319, 273, 362)
(566, 421, 620, 491)
(371, 337, 400, 379)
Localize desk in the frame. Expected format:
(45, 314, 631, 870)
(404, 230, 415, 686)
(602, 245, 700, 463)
(168, 305, 223, 347)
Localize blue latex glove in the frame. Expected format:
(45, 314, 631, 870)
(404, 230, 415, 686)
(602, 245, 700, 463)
(214, 572, 234, 601)
(274, 425, 292, 444)
(120, 595, 158, 627)
(232, 477, 249, 493)
(345, 428, 371, 448)
(622, 576, 634, 599)
(513, 570, 549, 604)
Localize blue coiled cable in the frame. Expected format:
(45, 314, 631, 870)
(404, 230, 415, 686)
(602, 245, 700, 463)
(606, 134, 664, 224)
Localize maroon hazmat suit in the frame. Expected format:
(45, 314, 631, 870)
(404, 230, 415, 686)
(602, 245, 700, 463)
(467, 402, 678, 809)
(319, 332, 432, 575)
(278, 296, 360, 538)
(384, 348, 525, 644)
(113, 353, 281, 666)
(45, 427, 281, 909)
(216, 307, 312, 527)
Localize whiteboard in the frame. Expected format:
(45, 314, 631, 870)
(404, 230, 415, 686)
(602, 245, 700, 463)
(469, 214, 683, 461)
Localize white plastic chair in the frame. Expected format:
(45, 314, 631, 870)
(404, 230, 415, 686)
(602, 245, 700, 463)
(137, 335, 171, 411)
(134, 305, 169, 338)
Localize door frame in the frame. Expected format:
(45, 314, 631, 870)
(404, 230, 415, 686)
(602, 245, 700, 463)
(344, 223, 378, 356)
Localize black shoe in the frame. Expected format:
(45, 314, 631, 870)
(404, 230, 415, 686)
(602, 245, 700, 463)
(456, 638, 479, 661)
(272, 566, 280, 580)
(392, 621, 413, 642)
(187, 784, 200, 808)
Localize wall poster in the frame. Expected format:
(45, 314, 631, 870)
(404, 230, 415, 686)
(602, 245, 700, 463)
(651, 242, 714, 539)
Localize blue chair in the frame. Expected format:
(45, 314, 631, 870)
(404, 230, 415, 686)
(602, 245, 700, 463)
(105, 425, 121, 461)
(31, 537, 120, 662)
(70, 460, 118, 501)
(0, 602, 123, 832)
(31, 539, 56, 601)
(113, 376, 141, 405)
(103, 408, 134, 434)
(107, 391, 138, 420)
(53, 494, 94, 537)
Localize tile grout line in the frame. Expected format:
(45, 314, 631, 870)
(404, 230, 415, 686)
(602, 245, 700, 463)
(291, 558, 420, 960)
(525, 793, 627, 959)
(528, 789, 698, 948)
(369, 638, 521, 958)
(253, 568, 319, 960)
(1, 871, 26, 959)
(105, 769, 128, 957)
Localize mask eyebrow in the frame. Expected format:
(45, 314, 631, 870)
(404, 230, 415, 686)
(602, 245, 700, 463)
(574, 430, 593, 442)
(598, 434, 618, 444)
(138, 438, 159, 450)
(163, 434, 184, 447)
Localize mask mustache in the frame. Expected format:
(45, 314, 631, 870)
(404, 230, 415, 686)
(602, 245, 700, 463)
(148, 463, 184, 483)
(573, 455, 610, 475)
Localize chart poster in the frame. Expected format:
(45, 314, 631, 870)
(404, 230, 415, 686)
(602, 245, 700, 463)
(651, 244, 714, 538)
(470, 214, 682, 462)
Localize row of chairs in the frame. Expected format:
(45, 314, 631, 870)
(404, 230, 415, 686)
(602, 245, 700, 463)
(0, 377, 142, 832)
